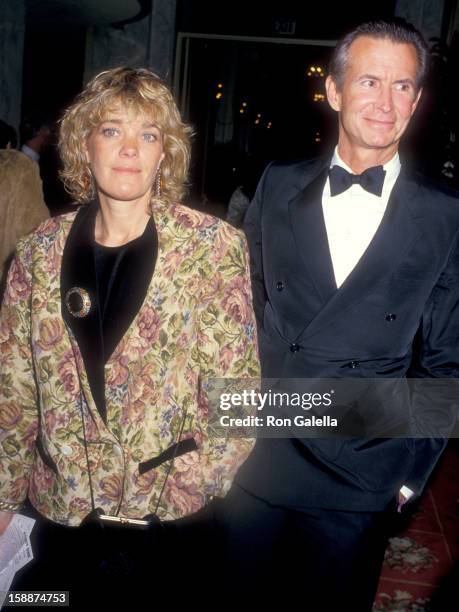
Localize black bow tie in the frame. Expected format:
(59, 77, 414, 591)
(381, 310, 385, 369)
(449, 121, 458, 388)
(329, 164, 386, 197)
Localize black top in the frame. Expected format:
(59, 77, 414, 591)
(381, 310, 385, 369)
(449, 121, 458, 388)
(94, 243, 123, 324)
(93, 222, 153, 363)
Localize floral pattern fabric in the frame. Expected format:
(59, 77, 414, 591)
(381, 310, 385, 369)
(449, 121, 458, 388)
(0, 200, 259, 525)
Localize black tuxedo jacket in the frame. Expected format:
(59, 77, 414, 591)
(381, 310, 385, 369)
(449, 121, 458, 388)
(238, 156, 459, 511)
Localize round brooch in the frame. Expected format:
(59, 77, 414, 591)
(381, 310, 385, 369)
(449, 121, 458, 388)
(65, 287, 91, 318)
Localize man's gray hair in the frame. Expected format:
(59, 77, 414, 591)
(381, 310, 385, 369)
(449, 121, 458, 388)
(329, 18, 429, 92)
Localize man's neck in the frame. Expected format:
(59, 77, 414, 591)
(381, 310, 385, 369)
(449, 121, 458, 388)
(337, 143, 399, 174)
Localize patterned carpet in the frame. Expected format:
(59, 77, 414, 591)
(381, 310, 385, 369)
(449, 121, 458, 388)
(374, 441, 459, 611)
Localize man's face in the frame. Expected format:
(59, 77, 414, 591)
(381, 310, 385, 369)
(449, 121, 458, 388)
(326, 36, 422, 155)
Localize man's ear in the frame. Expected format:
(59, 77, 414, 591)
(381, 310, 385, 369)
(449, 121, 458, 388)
(411, 87, 423, 116)
(325, 76, 341, 112)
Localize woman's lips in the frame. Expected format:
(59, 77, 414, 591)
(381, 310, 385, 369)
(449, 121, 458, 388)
(112, 167, 141, 173)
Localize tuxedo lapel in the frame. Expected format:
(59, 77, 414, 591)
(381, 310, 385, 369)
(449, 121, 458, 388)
(288, 165, 337, 305)
(298, 173, 424, 341)
(60, 202, 106, 421)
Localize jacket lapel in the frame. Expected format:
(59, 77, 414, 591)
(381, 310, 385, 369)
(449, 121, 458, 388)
(60, 203, 159, 422)
(60, 202, 107, 421)
(298, 171, 424, 341)
(288, 163, 337, 304)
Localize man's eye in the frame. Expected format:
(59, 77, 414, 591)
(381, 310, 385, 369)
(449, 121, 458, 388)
(362, 79, 375, 87)
(395, 83, 412, 92)
(101, 127, 119, 137)
(143, 132, 158, 142)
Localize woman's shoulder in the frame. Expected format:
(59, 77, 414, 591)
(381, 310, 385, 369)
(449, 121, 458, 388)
(27, 209, 78, 237)
(168, 202, 244, 242)
(16, 209, 79, 255)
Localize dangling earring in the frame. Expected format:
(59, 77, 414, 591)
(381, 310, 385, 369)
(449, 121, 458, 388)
(154, 165, 162, 198)
(83, 165, 94, 199)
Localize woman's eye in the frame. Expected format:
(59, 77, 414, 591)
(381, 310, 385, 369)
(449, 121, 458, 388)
(143, 132, 158, 143)
(101, 127, 119, 137)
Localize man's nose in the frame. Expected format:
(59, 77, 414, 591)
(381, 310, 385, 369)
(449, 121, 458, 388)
(376, 86, 393, 113)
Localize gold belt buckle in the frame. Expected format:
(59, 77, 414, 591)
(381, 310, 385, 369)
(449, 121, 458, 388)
(99, 514, 149, 526)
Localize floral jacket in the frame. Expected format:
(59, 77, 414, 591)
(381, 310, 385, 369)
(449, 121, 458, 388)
(0, 200, 259, 525)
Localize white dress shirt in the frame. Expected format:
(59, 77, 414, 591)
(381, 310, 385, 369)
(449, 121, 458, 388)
(321, 148, 414, 503)
(322, 148, 401, 288)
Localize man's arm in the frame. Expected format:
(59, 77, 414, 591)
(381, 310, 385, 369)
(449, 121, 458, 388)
(405, 227, 459, 495)
(243, 164, 272, 328)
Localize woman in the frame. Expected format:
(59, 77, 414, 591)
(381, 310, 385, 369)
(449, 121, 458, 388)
(0, 68, 259, 601)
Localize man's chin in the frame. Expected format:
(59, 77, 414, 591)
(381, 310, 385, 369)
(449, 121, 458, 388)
(360, 136, 399, 151)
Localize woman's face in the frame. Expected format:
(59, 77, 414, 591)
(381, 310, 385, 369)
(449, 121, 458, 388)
(85, 104, 165, 206)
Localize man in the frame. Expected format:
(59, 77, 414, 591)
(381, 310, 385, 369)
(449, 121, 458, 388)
(223, 19, 459, 610)
(19, 113, 51, 164)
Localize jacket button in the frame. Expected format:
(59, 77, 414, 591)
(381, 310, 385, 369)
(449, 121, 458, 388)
(276, 281, 284, 291)
(349, 361, 359, 369)
(290, 343, 300, 353)
(61, 444, 73, 456)
(113, 445, 123, 457)
(385, 313, 397, 321)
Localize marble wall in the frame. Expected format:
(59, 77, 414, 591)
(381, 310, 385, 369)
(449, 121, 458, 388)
(395, 0, 447, 41)
(84, 0, 177, 84)
(0, 0, 25, 132)
(84, 16, 151, 83)
(147, 0, 177, 83)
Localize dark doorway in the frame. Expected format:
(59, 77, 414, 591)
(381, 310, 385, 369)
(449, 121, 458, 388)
(177, 35, 335, 211)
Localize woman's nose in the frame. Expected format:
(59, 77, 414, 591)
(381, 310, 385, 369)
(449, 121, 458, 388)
(120, 135, 138, 157)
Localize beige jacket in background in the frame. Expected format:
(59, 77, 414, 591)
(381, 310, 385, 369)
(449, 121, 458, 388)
(0, 149, 49, 276)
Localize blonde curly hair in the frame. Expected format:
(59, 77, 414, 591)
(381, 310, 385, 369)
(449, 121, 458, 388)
(59, 67, 193, 206)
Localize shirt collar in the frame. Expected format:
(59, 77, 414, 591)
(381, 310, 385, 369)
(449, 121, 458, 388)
(21, 144, 40, 163)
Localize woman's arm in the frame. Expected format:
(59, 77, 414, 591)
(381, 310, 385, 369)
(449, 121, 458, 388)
(196, 224, 260, 498)
(0, 237, 39, 511)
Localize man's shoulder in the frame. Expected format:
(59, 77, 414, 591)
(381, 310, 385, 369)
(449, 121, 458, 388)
(264, 156, 327, 183)
(0, 149, 39, 179)
(248, 155, 330, 218)
(410, 170, 459, 198)
(403, 170, 459, 218)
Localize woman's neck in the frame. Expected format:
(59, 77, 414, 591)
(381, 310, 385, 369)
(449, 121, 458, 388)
(95, 194, 151, 247)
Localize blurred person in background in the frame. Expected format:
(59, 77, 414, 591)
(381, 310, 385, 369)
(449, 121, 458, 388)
(0, 120, 48, 299)
(19, 112, 51, 164)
